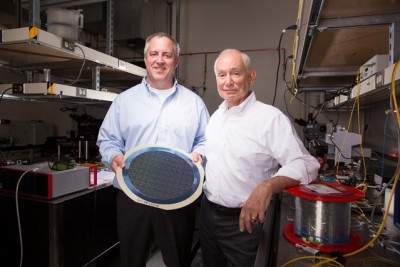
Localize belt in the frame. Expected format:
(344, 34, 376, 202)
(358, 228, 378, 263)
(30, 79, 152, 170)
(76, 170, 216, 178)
(206, 198, 241, 216)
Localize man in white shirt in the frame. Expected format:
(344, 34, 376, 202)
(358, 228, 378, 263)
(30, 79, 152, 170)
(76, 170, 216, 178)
(200, 49, 320, 267)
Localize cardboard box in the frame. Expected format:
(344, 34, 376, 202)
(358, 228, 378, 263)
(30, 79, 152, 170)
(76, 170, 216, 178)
(360, 54, 389, 80)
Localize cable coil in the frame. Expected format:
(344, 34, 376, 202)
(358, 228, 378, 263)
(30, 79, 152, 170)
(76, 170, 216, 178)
(284, 182, 365, 253)
(294, 197, 351, 245)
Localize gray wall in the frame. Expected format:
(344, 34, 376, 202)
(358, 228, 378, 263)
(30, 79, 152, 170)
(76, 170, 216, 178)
(0, 0, 310, 140)
(178, 0, 300, 115)
(0, 0, 394, 160)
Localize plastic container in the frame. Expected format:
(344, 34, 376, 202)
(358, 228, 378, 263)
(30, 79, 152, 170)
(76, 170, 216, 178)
(46, 8, 83, 28)
(46, 24, 79, 41)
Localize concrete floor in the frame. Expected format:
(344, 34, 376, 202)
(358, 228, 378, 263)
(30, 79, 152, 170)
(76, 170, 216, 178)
(91, 242, 203, 267)
(91, 201, 203, 267)
(91, 210, 203, 267)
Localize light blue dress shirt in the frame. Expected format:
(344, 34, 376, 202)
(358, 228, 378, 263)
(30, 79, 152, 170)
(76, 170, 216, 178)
(97, 77, 210, 188)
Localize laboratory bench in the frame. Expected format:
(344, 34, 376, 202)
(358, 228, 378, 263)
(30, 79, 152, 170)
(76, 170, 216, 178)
(255, 191, 400, 267)
(0, 183, 119, 267)
(2, 173, 399, 267)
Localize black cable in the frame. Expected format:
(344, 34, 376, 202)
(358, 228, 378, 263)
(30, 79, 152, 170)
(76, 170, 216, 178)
(284, 88, 321, 126)
(282, 53, 356, 125)
(272, 25, 297, 106)
(283, 55, 293, 89)
(0, 87, 13, 104)
(272, 31, 284, 107)
(0, 150, 8, 164)
(327, 133, 352, 161)
(190, 54, 208, 97)
(292, 82, 355, 125)
(60, 105, 78, 112)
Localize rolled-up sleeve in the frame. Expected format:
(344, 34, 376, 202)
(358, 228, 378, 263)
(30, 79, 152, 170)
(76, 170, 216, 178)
(268, 114, 320, 184)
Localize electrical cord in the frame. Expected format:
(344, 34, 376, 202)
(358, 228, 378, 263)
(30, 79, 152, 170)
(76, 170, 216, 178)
(273, 25, 297, 106)
(0, 150, 8, 164)
(69, 44, 86, 87)
(363, 249, 400, 266)
(285, 61, 398, 266)
(370, 78, 400, 227)
(190, 54, 208, 97)
(15, 167, 40, 267)
(283, 55, 293, 90)
(282, 255, 345, 267)
(288, 0, 303, 102)
(313, 59, 400, 267)
(381, 110, 391, 183)
(283, 79, 355, 129)
(60, 105, 78, 112)
(283, 89, 354, 160)
(333, 70, 369, 188)
(0, 87, 13, 105)
(283, 89, 296, 121)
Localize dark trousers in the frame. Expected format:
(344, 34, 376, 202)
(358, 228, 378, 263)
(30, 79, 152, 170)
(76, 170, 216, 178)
(199, 196, 263, 267)
(117, 191, 196, 267)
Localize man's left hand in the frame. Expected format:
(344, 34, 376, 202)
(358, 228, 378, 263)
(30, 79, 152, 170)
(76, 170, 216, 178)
(239, 182, 274, 233)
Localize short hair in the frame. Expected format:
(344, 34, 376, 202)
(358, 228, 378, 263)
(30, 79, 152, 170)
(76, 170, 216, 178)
(214, 49, 252, 75)
(144, 32, 180, 58)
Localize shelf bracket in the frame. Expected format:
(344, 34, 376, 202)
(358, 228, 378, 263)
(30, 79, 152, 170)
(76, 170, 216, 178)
(389, 22, 400, 64)
(28, 0, 41, 28)
(92, 66, 100, 91)
(106, 0, 114, 56)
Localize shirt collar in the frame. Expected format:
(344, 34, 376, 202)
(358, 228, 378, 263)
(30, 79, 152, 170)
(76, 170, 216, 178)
(143, 77, 178, 95)
(219, 91, 256, 113)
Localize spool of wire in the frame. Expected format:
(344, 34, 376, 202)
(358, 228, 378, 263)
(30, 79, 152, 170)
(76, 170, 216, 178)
(284, 182, 364, 253)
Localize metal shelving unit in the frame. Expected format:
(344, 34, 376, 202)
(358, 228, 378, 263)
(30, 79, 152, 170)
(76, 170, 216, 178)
(326, 63, 400, 108)
(294, 0, 400, 93)
(0, 26, 146, 103)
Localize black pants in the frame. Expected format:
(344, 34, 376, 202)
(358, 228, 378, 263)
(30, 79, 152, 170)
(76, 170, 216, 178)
(199, 196, 263, 267)
(117, 191, 196, 267)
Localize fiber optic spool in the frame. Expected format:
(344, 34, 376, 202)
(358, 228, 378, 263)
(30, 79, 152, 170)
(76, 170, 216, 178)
(117, 144, 204, 210)
(284, 182, 364, 253)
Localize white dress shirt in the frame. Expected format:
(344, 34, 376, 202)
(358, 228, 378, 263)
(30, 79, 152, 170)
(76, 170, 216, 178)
(203, 92, 319, 208)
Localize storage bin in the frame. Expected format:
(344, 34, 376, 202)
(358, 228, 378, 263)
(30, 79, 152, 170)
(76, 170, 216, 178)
(47, 24, 79, 41)
(46, 7, 83, 28)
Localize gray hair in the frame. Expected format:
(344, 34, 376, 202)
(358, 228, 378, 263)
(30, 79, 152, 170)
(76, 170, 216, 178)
(214, 49, 252, 75)
(144, 32, 180, 58)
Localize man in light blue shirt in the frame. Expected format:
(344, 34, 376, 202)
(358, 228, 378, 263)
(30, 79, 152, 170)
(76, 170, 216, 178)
(97, 32, 209, 267)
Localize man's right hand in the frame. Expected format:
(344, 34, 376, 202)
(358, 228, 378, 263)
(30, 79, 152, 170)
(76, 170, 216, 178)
(111, 154, 125, 173)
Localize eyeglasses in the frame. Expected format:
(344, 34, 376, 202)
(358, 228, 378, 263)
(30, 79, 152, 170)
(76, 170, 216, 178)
(48, 154, 76, 171)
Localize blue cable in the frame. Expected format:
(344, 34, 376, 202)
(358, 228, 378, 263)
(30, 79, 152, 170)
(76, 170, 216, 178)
(381, 110, 390, 181)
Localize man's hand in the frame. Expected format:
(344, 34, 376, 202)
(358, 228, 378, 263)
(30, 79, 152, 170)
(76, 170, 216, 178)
(239, 176, 300, 233)
(111, 154, 125, 173)
(190, 152, 203, 165)
(239, 182, 274, 233)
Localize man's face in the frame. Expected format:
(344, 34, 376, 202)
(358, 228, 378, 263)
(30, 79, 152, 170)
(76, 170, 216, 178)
(144, 36, 178, 89)
(215, 51, 255, 108)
